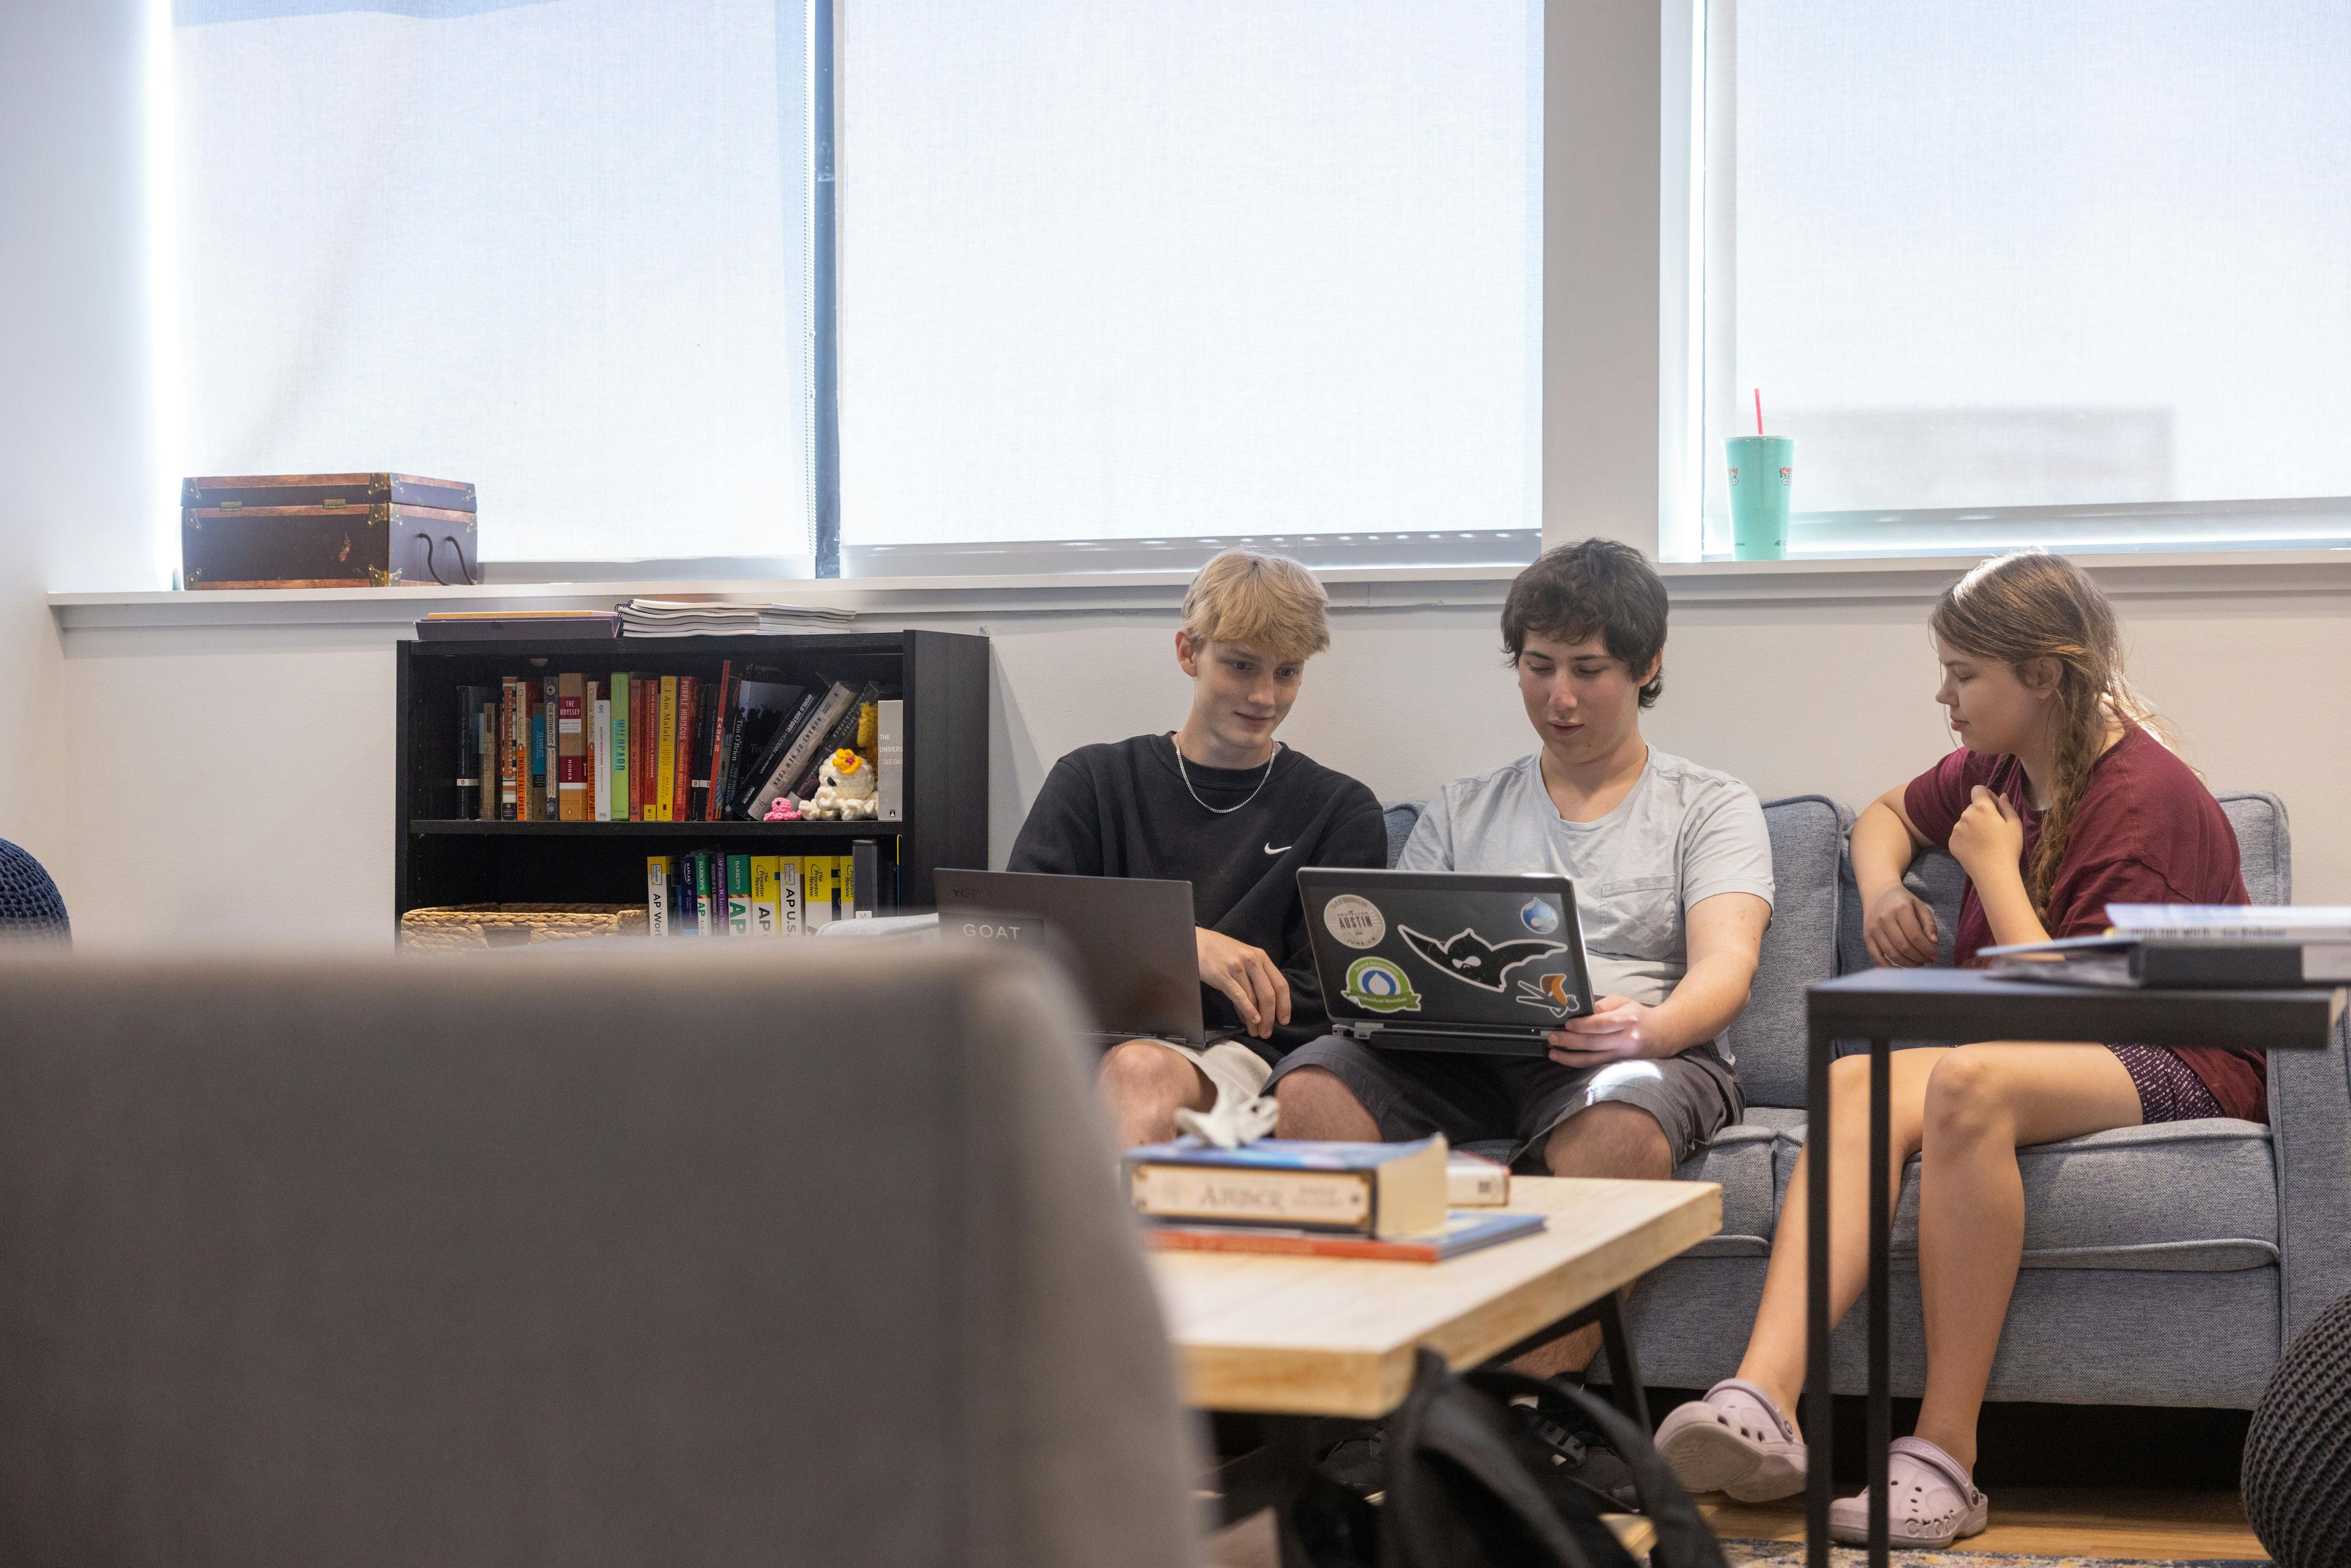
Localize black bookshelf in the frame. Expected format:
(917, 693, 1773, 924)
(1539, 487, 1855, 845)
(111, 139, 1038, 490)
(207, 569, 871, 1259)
(394, 629, 989, 923)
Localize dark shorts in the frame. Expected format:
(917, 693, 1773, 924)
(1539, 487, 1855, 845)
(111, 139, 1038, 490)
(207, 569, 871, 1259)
(2106, 1044, 2226, 1124)
(1266, 1034, 1745, 1171)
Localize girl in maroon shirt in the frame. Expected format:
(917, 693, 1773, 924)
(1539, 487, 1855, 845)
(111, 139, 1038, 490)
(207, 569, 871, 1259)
(1658, 551, 2260, 1547)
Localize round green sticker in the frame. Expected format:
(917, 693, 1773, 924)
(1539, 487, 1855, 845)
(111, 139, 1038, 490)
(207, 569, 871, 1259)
(1342, 956, 1422, 1015)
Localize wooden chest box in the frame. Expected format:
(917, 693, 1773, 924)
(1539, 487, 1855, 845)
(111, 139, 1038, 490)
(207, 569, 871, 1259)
(181, 473, 478, 589)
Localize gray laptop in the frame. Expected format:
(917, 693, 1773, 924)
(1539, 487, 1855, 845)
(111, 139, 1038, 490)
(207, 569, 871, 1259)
(1297, 867, 1596, 1056)
(936, 869, 1205, 1049)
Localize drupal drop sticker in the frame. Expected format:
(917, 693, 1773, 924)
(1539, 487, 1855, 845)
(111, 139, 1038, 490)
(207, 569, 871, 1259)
(1520, 898, 1561, 935)
(1324, 894, 1385, 950)
(1341, 956, 1421, 1015)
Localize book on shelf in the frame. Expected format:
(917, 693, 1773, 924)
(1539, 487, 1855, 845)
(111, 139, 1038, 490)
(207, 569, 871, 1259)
(876, 699, 904, 821)
(702, 661, 734, 822)
(541, 675, 560, 820)
(1120, 1135, 1448, 1239)
(556, 672, 587, 822)
(1141, 1208, 1547, 1264)
(609, 673, 630, 822)
(732, 686, 820, 818)
(645, 857, 672, 937)
(721, 678, 806, 817)
(676, 675, 703, 822)
(727, 854, 752, 935)
(656, 677, 678, 821)
(453, 684, 495, 819)
(591, 687, 611, 822)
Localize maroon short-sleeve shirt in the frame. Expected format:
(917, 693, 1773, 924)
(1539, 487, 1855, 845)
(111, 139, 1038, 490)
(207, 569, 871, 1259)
(1901, 724, 2266, 1123)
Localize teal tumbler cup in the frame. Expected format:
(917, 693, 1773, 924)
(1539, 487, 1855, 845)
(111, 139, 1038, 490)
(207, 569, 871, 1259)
(1725, 435, 1794, 560)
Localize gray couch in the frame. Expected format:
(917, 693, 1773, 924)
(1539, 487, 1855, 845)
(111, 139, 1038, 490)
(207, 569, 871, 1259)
(1382, 792, 2351, 1408)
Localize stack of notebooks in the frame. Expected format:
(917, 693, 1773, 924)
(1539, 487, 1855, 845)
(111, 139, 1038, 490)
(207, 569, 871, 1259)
(1120, 1136, 1542, 1262)
(1984, 904, 2351, 988)
(616, 599, 856, 637)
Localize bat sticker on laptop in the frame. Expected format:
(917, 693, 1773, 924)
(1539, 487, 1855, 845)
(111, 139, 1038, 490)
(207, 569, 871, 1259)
(1515, 972, 1584, 1018)
(1397, 926, 1567, 992)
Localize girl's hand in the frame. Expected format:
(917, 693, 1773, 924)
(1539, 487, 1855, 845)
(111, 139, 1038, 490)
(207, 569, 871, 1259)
(1863, 885, 1940, 967)
(1949, 784, 2026, 883)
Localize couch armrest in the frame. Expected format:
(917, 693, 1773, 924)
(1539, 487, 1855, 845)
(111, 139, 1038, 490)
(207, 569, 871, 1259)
(2273, 1013, 2351, 1346)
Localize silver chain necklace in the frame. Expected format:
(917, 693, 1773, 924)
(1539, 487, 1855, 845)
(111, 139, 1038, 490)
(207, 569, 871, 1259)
(1171, 735, 1281, 815)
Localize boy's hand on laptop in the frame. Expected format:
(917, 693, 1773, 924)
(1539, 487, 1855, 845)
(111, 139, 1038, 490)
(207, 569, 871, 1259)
(1547, 996, 1654, 1065)
(1196, 928, 1292, 1039)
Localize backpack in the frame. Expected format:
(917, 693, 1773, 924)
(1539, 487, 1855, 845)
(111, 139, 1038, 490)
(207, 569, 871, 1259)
(1286, 1349, 1728, 1568)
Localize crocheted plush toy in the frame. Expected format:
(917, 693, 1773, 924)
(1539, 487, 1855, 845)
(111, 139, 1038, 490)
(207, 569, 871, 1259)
(800, 749, 879, 822)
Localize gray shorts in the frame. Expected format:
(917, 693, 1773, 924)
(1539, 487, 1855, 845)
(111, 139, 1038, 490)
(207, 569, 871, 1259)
(1266, 1034, 1744, 1171)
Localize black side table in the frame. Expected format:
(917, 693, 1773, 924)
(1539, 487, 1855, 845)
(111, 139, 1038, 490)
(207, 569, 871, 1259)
(1802, 968, 2345, 1568)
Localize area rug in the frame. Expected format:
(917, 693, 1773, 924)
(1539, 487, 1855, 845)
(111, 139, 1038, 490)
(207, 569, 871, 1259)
(1719, 1545, 2269, 1567)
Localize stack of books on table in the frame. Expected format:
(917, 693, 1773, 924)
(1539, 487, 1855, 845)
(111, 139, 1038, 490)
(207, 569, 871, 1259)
(616, 598, 856, 636)
(1119, 1136, 1542, 1263)
(1984, 904, 2351, 989)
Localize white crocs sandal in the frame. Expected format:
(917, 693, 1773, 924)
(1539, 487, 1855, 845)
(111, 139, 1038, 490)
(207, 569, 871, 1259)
(1654, 1377, 1808, 1502)
(1828, 1435, 1990, 1548)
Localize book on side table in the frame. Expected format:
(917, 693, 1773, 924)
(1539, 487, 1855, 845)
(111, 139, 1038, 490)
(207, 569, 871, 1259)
(1985, 903, 2351, 989)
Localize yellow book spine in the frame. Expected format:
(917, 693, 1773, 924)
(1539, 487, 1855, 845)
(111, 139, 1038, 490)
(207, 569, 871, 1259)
(778, 857, 804, 936)
(656, 675, 678, 821)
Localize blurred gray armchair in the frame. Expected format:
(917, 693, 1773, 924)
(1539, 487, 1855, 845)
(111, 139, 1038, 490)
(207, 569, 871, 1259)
(0, 943, 1200, 1568)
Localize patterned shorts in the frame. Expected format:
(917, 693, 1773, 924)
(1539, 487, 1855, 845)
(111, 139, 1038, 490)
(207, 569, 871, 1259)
(2106, 1043, 2225, 1124)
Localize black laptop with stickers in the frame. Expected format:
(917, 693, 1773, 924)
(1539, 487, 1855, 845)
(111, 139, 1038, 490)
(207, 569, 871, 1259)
(1296, 868, 1597, 1056)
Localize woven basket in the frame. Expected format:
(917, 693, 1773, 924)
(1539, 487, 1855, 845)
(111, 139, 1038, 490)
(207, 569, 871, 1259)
(400, 902, 649, 953)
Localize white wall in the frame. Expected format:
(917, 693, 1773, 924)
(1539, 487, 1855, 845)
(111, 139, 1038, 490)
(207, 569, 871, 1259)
(10, 0, 2351, 951)
(0, 0, 159, 885)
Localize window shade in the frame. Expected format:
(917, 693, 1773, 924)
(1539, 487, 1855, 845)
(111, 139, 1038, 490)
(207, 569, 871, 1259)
(171, 0, 811, 566)
(840, 1, 1541, 550)
(1699, 0, 2351, 557)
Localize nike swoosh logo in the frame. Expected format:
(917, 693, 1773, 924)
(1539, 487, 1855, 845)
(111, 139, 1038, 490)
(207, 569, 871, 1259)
(1264, 843, 1292, 855)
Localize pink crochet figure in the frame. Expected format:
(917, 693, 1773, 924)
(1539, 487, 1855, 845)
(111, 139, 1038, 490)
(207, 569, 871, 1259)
(762, 795, 802, 822)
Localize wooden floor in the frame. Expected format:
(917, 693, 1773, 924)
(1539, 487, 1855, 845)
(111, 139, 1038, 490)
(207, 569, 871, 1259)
(1209, 1490, 2267, 1564)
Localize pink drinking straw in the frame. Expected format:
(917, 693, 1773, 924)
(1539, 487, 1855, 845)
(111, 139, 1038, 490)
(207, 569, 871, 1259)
(1754, 388, 1764, 437)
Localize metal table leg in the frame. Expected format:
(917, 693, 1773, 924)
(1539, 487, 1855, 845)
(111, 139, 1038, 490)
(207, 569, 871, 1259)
(1805, 1022, 1833, 1568)
(1868, 1036, 1891, 1567)
(1592, 1292, 1652, 1430)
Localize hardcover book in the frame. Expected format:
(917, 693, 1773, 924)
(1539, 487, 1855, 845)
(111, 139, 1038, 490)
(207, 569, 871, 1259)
(1121, 1136, 1449, 1239)
(556, 672, 587, 822)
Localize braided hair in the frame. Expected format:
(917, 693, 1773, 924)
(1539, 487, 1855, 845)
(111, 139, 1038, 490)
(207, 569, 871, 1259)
(1929, 552, 2166, 921)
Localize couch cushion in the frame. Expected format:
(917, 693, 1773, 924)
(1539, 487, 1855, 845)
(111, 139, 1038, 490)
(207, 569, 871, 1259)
(1766, 1113, 2277, 1270)
(1673, 1120, 1778, 1258)
(2219, 791, 2292, 905)
(1382, 802, 1422, 869)
(1723, 797, 1850, 1109)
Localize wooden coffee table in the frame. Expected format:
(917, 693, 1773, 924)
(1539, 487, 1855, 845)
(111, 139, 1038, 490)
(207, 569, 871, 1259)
(1152, 1176, 1720, 1562)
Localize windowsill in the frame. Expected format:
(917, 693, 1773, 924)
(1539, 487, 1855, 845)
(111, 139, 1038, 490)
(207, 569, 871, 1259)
(47, 546, 2351, 631)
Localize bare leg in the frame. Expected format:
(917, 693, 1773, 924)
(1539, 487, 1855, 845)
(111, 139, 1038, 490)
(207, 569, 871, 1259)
(1735, 1049, 1946, 1413)
(1097, 1039, 1214, 1149)
(1271, 1066, 1381, 1141)
(1517, 1102, 1679, 1376)
(1911, 1043, 2140, 1468)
